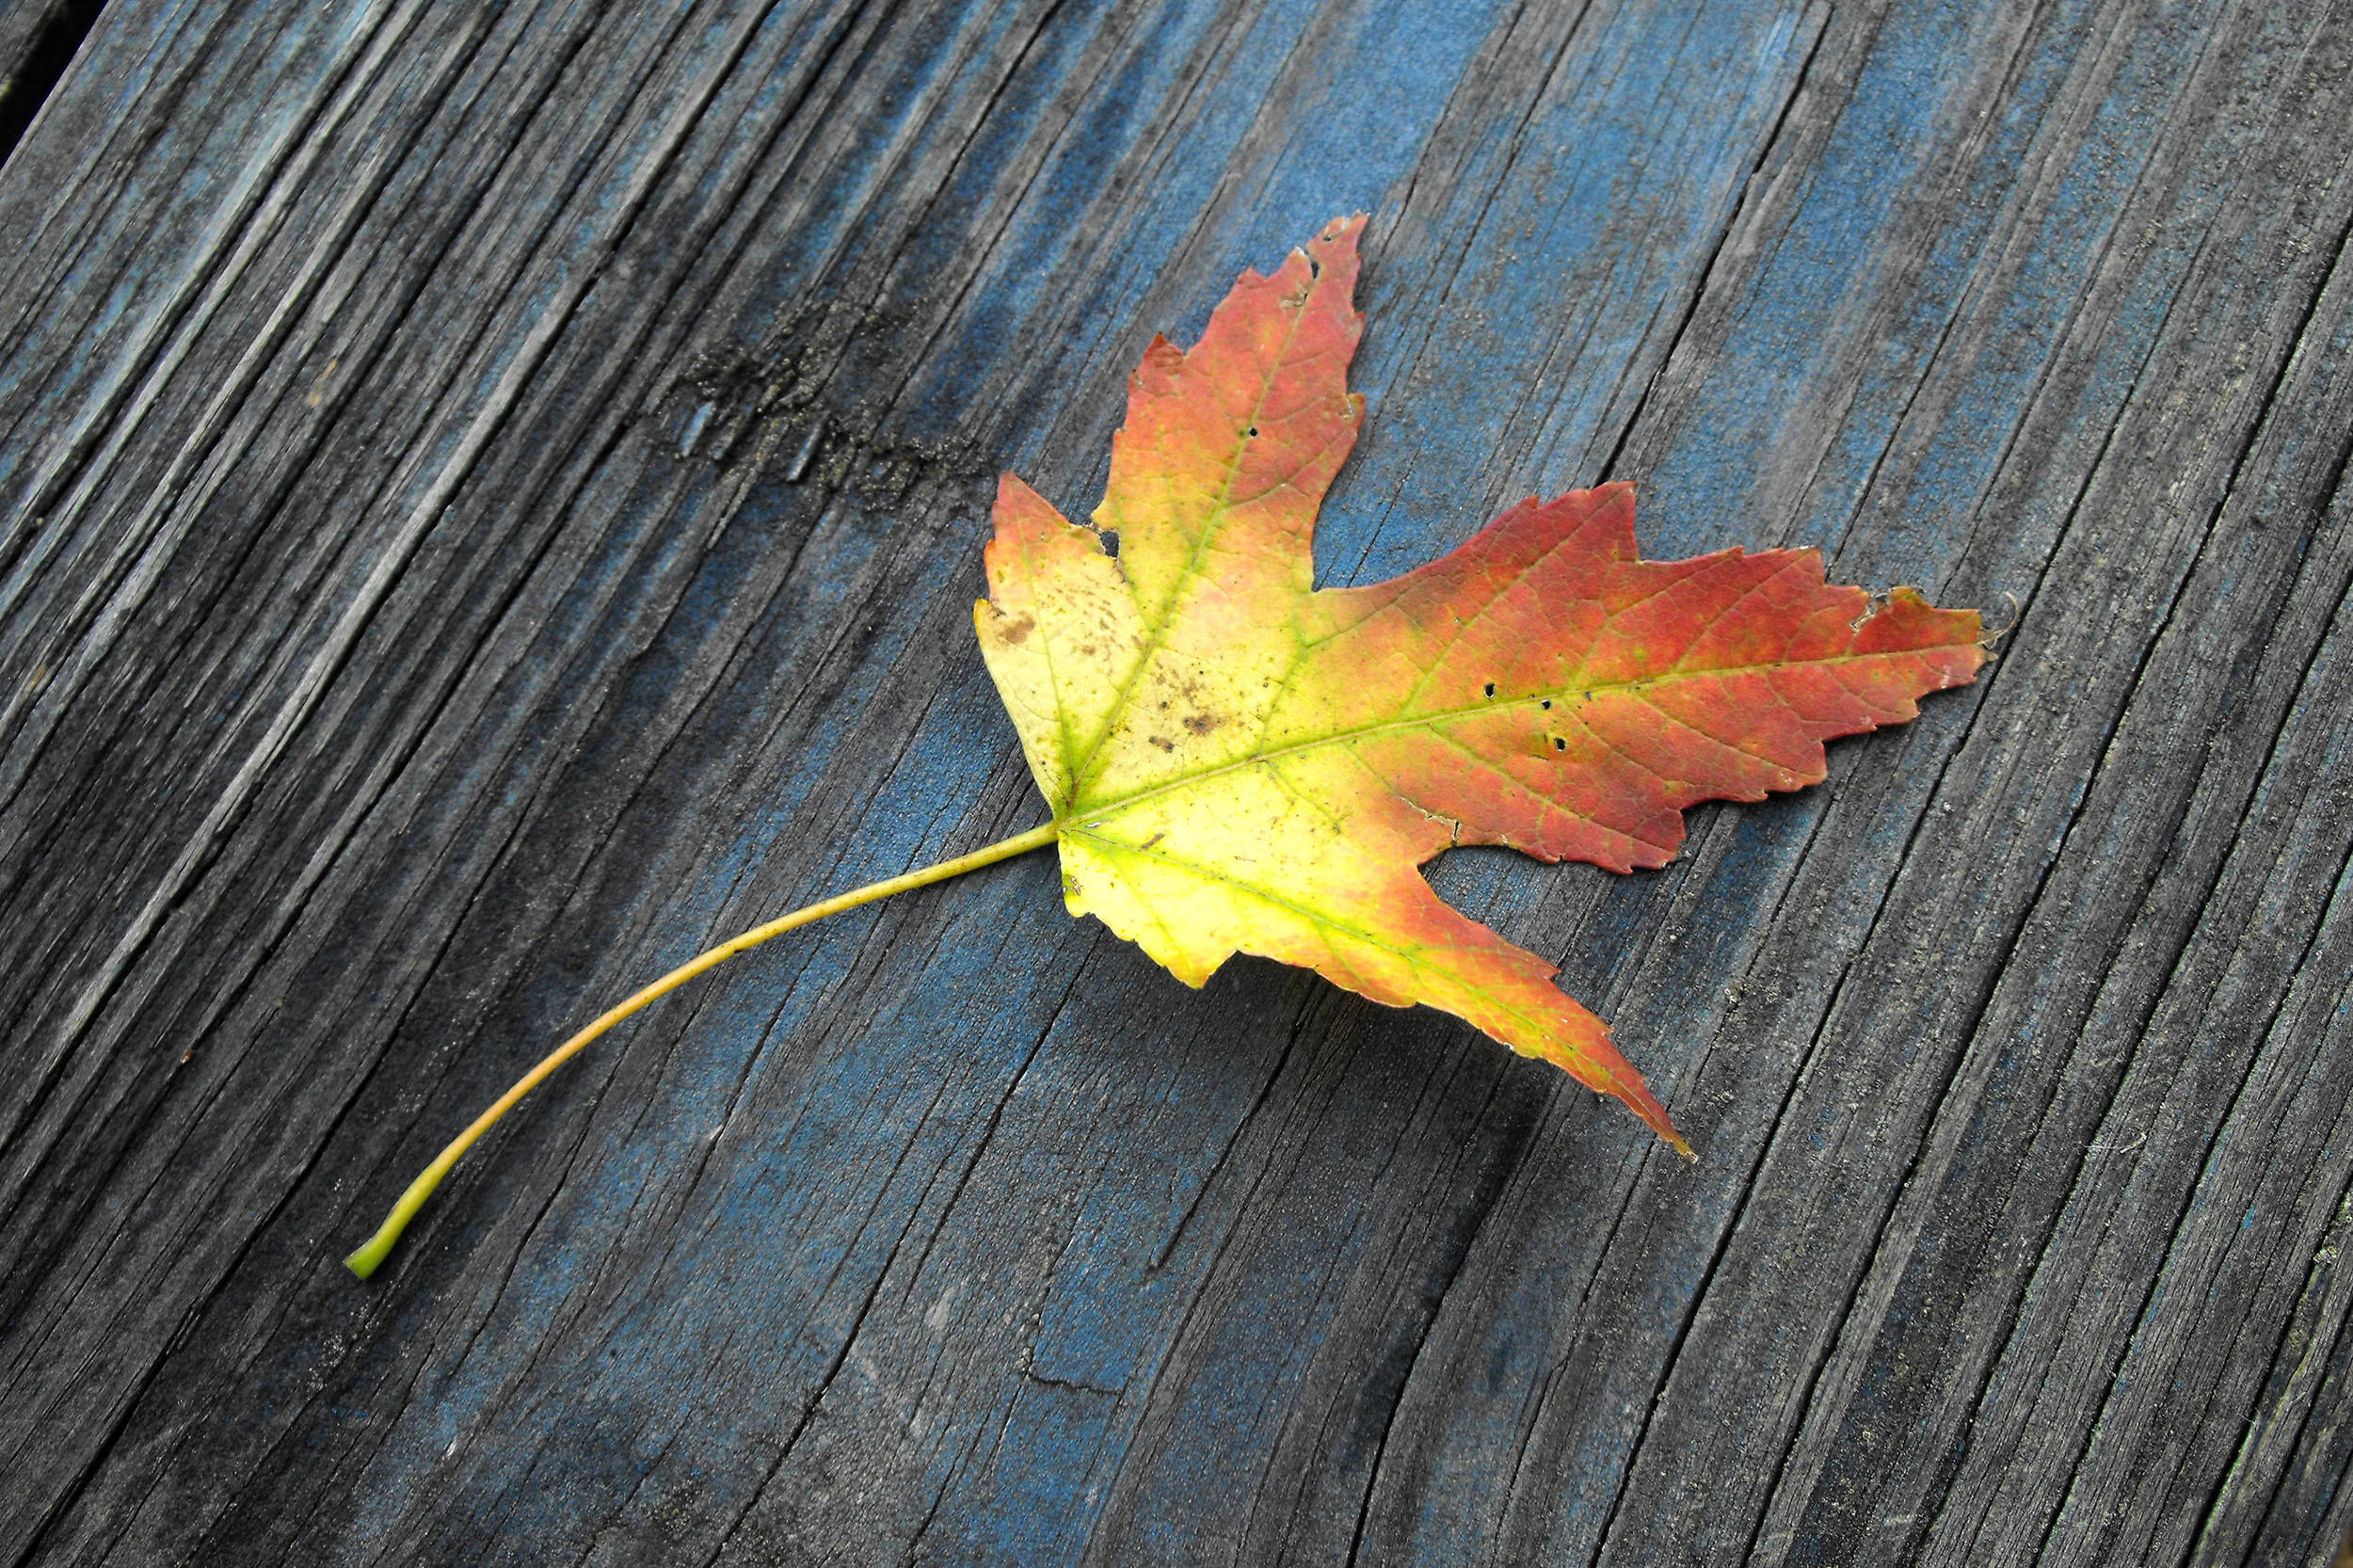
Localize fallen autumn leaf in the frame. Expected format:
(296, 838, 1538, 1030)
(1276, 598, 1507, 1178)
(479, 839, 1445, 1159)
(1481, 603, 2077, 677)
(346, 216, 1984, 1279)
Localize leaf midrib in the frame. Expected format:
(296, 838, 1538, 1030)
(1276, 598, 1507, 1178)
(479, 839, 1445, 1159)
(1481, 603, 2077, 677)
(1061, 643, 1947, 825)
(1060, 279, 1321, 807)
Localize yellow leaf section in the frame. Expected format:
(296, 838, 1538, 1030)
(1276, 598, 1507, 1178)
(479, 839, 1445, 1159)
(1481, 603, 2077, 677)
(977, 475, 1144, 808)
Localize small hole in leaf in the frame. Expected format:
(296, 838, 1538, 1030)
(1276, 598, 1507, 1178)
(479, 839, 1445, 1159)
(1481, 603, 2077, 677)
(1247, 425, 1259, 438)
(1483, 681, 1496, 697)
(1541, 698, 1552, 710)
(1100, 530, 1119, 556)
(1553, 736, 1566, 752)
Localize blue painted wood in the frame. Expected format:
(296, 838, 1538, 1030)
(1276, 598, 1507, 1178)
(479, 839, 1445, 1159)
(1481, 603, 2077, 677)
(0, 1, 2347, 1564)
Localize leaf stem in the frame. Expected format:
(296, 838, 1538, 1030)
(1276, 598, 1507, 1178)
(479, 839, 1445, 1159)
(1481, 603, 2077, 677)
(344, 820, 1061, 1279)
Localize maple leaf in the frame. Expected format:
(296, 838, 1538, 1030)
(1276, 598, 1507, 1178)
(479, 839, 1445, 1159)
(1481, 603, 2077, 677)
(973, 216, 1985, 1150)
(344, 216, 1984, 1278)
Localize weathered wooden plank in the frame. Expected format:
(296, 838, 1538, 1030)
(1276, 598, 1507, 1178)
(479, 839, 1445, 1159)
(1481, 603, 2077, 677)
(0, 0, 2345, 1564)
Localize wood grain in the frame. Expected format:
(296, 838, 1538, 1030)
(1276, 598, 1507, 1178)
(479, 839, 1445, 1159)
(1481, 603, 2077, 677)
(0, 0, 2346, 1563)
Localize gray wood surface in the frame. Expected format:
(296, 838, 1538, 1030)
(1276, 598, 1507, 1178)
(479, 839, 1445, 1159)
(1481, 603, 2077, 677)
(1, 0, 2349, 1563)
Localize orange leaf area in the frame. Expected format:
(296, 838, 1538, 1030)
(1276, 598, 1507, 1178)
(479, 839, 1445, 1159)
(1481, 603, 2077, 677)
(975, 217, 1984, 1151)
